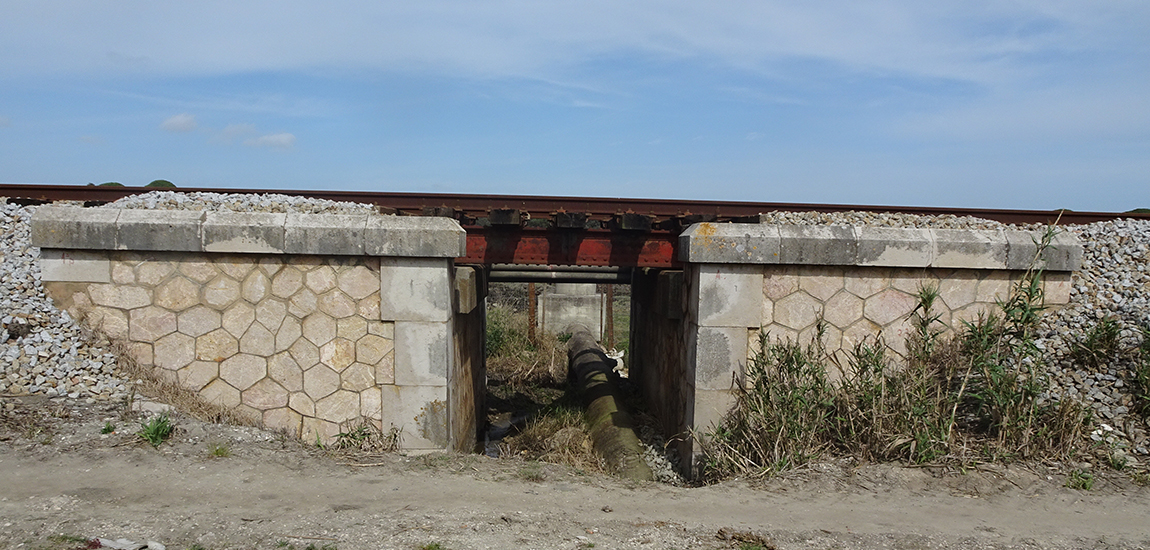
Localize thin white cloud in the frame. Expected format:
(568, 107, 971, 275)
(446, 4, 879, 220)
(160, 113, 197, 132)
(219, 123, 257, 142)
(244, 133, 296, 149)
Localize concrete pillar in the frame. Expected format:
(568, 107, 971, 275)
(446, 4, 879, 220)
(539, 283, 605, 336)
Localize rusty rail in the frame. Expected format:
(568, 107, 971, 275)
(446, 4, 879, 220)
(1, 183, 1144, 226)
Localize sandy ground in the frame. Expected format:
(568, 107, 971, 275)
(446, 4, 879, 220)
(2, 396, 1149, 550)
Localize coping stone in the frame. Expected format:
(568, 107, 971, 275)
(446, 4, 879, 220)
(678, 223, 780, 263)
(857, 226, 933, 267)
(283, 213, 368, 255)
(202, 212, 287, 253)
(778, 224, 858, 265)
(116, 209, 205, 251)
(364, 215, 466, 258)
(1005, 229, 1082, 271)
(30, 206, 120, 250)
(931, 228, 1007, 269)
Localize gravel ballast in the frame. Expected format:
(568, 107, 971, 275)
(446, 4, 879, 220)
(2, 192, 1148, 460)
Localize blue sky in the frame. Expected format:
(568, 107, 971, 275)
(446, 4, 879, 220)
(2, 1, 1148, 211)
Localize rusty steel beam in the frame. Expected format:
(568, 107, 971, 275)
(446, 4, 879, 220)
(462, 228, 679, 268)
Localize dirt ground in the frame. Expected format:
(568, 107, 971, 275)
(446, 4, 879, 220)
(2, 396, 1149, 550)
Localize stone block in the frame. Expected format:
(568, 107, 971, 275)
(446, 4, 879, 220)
(931, 229, 1007, 269)
(116, 209, 204, 251)
(155, 276, 200, 312)
(364, 215, 467, 257)
(823, 290, 864, 329)
(773, 292, 822, 330)
(339, 266, 380, 300)
(303, 364, 340, 399)
(380, 385, 449, 450)
(243, 378, 289, 410)
(691, 325, 748, 390)
(778, 225, 858, 265)
(315, 389, 362, 424)
(196, 328, 238, 362)
(201, 378, 241, 408)
(692, 389, 736, 433)
(690, 264, 762, 328)
(1006, 230, 1081, 272)
(263, 407, 302, 437)
(219, 354, 267, 391)
(320, 338, 356, 372)
(1046, 231, 1083, 272)
(379, 258, 452, 322)
(283, 213, 368, 255)
(38, 249, 111, 282)
(856, 227, 933, 267)
(454, 267, 478, 314)
(864, 288, 919, 327)
(679, 223, 780, 264)
(202, 212, 286, 253)
(31, 206, 119, 249)
(539, 290, 603, 335)
(394, 321, 450, 386)
(154, 332, 195, 371)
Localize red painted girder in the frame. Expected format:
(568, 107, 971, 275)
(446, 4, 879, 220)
(461, 228, 679, 268)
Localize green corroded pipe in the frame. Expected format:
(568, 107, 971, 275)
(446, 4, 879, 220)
(566, 325, 653, 482)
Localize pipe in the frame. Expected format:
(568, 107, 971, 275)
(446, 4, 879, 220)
(566, 324, 653, 482)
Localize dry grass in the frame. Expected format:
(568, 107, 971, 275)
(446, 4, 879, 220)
(499, 402, 604, 473)
(485, 304, 567, 387)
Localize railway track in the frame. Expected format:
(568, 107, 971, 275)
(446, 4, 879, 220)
(5, 183, 1144, 270)
(1, 183, 1143, 227)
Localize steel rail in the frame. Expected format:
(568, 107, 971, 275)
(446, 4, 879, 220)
(2, 183, 1145, 226)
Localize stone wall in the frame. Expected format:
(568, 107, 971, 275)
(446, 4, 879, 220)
(31, 206, 474, 450)
(674, 222, 1082, 474)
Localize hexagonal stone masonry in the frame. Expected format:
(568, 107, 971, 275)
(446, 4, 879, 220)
(155, 276, 200, 312)
(320, 338, 356, 372)
(203, 275, 241, 309)
(219, 353, 267, 391)
(154, 332, 195, 371)
(864, 288, 919, 327)
(129, 306, 177, 342)
(197, 328, 238, 362)
(823, 290, 864, 329)
(177, 306, 221, 337)
(773, 292, 821, 331)
(302, 313, 337, 346)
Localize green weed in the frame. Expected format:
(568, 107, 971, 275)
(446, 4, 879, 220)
(207, 442, 230, 458)
(1066, 469, 1095, 490)
(420, 544, 446, 550)
(137, 413, 174, 448)
(100, 421, 116, 434)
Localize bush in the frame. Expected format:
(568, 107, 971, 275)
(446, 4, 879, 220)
(146, 179, 177, 188)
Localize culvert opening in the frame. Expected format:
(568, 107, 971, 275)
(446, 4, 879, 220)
(480, 280, 633, 465)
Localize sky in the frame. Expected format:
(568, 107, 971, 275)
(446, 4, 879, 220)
(2, 1, 1148, 211)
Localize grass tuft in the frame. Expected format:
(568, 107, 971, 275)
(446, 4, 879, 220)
(138, 413, 174, 448)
